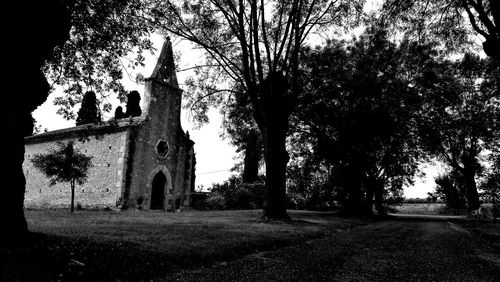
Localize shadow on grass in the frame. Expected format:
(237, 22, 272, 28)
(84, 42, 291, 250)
(1, 231, 295, 281)
(2, 210, 368, 281)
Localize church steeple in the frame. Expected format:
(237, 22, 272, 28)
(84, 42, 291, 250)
(149, 36, 178, 88)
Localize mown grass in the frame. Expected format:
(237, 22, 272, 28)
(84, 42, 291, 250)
(1, 209, 367, 281)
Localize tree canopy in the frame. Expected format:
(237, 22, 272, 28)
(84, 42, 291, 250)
(124, 90, 142, 118)
(76, 91, 101, 125)
(382, 0, 500, 60)
(45, 0, 155, 121)
(420, 53, 500, 211)
(291, 26, 427, 214)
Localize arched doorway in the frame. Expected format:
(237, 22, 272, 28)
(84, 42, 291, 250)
(150, 172, 166, 210)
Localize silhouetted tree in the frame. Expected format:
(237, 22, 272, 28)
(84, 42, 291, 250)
(2, 0, 152, 241)
(76, 91, 101, 125)
(1, 1, 71, 239)
(31, 141, 93, 213)
(124, 90, 142, 118)
(294, 26, 426, 215)
(219, 91, 263, 184)
(114, 106, 125, 119)
(143, 0, 365, 220)
(434, 170, 467, 211)
(419, 54, 500, 211)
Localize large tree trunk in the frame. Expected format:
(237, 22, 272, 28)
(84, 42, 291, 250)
(374, 178, 385, 215)
(365, 181, 375, 215)
(253, 73, 291, 221)
(1, 129, 29, 239)
(0, 2, 70, 243)
(242, 130, 262, 183)
(343, 162, 364, 215)
(71, 181, 75, 213)
(261, 122, 290, 220)
(462, 155, 480, 211)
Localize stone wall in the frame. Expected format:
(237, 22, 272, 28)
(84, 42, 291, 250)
(23, 130, 129, 210)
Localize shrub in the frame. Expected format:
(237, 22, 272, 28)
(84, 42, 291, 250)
(191, 192, 210, 210)
(434, 173, 467, 210)
(404, 198, 431, 204)
(287, 192, 307, 210)
(205, 194, 226, 210)
(210, 176, 264, 209)
(240, 183, 265, 208)
(227, 187, 254, 209)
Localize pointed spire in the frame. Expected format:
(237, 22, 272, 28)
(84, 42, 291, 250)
(149, 36, 179, 88)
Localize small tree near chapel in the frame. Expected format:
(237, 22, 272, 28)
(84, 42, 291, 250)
(31, 141, 93, 213)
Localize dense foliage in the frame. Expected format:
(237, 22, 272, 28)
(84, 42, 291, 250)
(192, 176, 264, 210)
(382, 0, 500, 61)
(45, 0, 154, 121)
(422, 54, 500, 211)
(289, 26, 426, 215)
(433, 172, 467, 212)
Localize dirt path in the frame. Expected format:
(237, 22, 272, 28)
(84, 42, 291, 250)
(167, 219, 500, 281)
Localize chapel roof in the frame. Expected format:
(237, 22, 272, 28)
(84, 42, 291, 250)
(25, 117, 143, 144)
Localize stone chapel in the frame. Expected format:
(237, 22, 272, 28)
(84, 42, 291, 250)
(23, 38, 196, 211)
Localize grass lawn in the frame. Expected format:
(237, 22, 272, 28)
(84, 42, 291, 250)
(1, 209, 367, 281)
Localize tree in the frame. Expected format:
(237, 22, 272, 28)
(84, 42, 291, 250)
(76, 91, 101, 125)
(293, 26, 426, 215)
(419, 53, 500, 211)
(433, 171, 467, 211)
(382, 0, 500, 61)
(1, 1, 71, 239)
(31, 141, 93, 213)
(114, 106, 125, 119)
(478, 151, 500, 203)
(219, 91, 263, 184)
(124, 90, 142, 118)
(45, 0, 154, 121)
(1, 0, 151, 240)
(141, 0, 364, 220)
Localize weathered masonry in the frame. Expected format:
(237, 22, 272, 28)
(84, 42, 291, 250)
(23, 39, 196, 210)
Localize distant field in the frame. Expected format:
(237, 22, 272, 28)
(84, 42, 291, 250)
(393, 203, 500, 219)
(392, 203, 447, 215)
